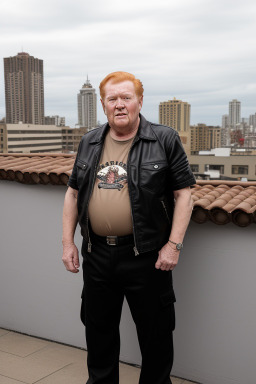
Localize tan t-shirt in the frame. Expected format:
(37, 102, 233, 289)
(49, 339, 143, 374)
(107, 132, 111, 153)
(88, 131, 134, 236)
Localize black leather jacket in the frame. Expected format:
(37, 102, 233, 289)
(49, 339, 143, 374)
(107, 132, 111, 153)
(68, 114, 196, 255)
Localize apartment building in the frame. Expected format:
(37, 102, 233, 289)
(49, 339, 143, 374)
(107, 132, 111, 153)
(4, 52, 44, 125)
(159, 97, 191, 154)
(0, 123, 62, 153)
(62, 127, 88, 152)
(191, 124, 221, 154)
(188, 152, 256, 181)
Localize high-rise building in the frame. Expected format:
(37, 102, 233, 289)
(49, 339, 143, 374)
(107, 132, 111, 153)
(159, 97, 191, 154)
(190, 124, 221, 154)
(4, 52, 44, 125)
(249, 113, 256, 129)
(77, 77, 97, 129)
(159, 97, 190, 132)
(229, 99, 241, 128)
(222, 114, 229, 129)
(221, 114, 229, 146)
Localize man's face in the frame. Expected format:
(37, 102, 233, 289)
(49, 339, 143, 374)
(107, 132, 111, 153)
(101, 80, 143, 131)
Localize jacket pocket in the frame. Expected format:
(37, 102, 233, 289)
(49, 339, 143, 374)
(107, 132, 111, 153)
(76, 159, 88, 185)
(140, 161, 168, 193)
(77, 159, 88, 170)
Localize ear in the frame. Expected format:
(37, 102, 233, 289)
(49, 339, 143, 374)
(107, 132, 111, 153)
(101, 99, 106, 115)
(139, 95, 143, 111)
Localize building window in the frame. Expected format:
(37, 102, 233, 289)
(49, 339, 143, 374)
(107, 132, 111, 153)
(190, 164, 199, 172)
(205, 164, 224, 174)
(232, 165, 248, 175)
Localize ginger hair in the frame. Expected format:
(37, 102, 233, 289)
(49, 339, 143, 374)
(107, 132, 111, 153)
(99, 71, 144, 99)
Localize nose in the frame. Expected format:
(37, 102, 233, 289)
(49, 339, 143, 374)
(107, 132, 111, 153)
(115, 98, 125, 109)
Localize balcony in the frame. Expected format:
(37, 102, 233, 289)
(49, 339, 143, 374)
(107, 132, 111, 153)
(0, 154, 256, 384)
(0, 328, 194, 384)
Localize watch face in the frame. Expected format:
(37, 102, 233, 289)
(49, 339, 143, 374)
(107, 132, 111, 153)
(176, 243, 183, 251)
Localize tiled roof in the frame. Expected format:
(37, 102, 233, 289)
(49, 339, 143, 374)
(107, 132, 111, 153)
(1, 153, 256, 227)
(0, 153, 75, 185)
(191, 181, 256, 227)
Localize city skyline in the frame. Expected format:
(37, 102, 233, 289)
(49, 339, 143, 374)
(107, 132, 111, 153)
(1, 0, 256, 127)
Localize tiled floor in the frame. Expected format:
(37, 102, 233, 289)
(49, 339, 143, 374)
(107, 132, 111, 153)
(0, 328, 197, 384)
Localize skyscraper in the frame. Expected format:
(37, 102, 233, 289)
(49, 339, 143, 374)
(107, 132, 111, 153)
(77, 77, 97, 129)
(229, 99, 241, 128)
(221, 114, 229, 146)
(159, 97, 191, 154)
(159, 97, 190, 132)
(4, 52, 44, 124)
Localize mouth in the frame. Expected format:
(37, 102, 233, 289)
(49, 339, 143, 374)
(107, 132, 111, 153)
(115, 113, 127, 117)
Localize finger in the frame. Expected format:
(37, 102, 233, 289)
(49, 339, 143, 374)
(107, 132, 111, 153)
(68, 262, 79, 273)
(73, 251, 80, 268)
(160, 263, 168, 271)
(63, 257, 79, 273)
(155, 258, 162, 269)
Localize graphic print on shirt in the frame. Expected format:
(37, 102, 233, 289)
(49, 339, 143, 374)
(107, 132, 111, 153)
(97, 161, 127, 191)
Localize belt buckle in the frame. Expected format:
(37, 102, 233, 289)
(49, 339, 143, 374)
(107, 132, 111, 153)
(106, 236, 117, 246)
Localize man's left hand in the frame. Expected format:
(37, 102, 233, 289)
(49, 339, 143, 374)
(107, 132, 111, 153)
(155, 243, 180, 271)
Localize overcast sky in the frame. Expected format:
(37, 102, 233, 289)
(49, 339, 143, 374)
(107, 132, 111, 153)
(1, 0, 256, 127)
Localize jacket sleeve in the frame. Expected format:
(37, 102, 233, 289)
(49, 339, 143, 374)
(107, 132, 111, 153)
(67, 155, 79, 190)
(67, 141, 82, 190)
(167, 132, 196, 190)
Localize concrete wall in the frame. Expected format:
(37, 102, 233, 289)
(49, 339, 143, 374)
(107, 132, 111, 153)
(0, 180, 256, 384)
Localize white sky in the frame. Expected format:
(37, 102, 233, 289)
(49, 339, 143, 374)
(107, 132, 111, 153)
(1, 0, 256, 127)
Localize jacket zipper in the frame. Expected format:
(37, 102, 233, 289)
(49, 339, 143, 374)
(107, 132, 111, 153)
(161, 200, 171, 225)
(85, 147, 103, 252)
(127, 137, 139, 256)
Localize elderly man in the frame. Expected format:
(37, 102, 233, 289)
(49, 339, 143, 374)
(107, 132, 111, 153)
(62, 71, 196, 384)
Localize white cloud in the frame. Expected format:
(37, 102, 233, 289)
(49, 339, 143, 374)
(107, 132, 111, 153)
(1, 0, 256, 126)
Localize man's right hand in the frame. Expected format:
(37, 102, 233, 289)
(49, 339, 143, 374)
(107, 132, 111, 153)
(62, 243, 80, 273)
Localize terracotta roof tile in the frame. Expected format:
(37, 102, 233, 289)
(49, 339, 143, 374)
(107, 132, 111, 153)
(1, 153, 256, 227)
(0, 153, 75, 185)
(191, 182, 256, 227)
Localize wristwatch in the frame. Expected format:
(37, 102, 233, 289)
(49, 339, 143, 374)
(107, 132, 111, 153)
(168, 239, 183, 251)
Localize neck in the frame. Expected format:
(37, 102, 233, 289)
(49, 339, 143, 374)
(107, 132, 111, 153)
(109, 118, 140, 141)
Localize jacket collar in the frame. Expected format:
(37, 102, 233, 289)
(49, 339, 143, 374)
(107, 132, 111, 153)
(137, 114, 157, 141)
(89, 114, 157, 144)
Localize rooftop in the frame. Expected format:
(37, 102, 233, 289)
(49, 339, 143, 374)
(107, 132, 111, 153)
(0, 153, 75, 186)
(0, 153, 255, 227)
(0, 328, 195, 384)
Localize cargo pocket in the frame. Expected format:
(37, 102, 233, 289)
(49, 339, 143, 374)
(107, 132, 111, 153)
(160, 289, 176, 331)
(80, 287, 86, 326)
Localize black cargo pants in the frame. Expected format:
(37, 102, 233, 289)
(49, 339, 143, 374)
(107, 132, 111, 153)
(81, 235, 176, 384)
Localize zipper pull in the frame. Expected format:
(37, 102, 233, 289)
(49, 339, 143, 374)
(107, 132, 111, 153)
(88, 241, 92, 253)
(133, 246, 139, 256)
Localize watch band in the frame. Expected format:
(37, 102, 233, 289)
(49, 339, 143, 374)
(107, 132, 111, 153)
(168, 239, 183, 251)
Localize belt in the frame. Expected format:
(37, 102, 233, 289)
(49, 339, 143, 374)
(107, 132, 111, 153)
(90, 232, 134, 246)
